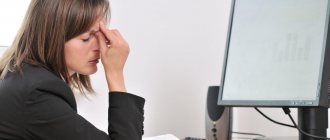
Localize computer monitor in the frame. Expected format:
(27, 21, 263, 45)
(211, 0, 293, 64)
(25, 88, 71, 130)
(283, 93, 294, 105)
(217, 0, 330, 139)
(218, 0, 330, 107)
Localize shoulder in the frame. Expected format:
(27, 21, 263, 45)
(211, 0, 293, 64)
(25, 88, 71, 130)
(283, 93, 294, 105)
(24, 65, 76, 109)
(14, 64, 68, 91)
(21, 64, 63, 84)
(0, 64, 76, 109)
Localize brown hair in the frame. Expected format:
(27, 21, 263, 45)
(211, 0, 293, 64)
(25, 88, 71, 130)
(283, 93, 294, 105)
(0, 0, 110, 94)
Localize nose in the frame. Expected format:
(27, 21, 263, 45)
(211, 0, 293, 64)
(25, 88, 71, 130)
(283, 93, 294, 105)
(92, 37, 100, 52)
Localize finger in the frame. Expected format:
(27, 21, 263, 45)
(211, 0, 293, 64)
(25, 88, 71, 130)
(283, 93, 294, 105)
(99, 21, 113, 42)
(111, 29, 125, 40)
(107, 29, 128, 49)
(95, 32, 108, 55)
(99, 24, 120, 47)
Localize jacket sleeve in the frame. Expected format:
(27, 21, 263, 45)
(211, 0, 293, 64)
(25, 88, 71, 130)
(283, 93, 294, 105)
(108, 92, 145, 139)
(24, 80, 145, 140)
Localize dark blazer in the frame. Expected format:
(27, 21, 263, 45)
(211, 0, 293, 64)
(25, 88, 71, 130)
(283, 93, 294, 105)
(0, 64, 145, 140)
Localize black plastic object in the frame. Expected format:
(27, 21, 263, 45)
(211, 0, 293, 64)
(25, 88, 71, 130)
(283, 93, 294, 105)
(207, 86, 225, 121)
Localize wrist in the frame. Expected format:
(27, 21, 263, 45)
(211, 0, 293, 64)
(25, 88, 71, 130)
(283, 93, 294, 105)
(105, 72, 126, 92)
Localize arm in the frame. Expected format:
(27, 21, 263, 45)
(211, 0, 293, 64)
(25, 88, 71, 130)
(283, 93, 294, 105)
(96, 21, 129, 92)
(108, 92, 145, 139)
(24, 80, 144, 140)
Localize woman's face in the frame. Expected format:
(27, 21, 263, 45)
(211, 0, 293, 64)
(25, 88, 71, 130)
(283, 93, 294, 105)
(64, 21, 101, 76)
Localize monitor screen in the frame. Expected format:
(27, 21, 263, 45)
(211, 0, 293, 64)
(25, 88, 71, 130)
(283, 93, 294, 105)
(218, 0, 330, 107)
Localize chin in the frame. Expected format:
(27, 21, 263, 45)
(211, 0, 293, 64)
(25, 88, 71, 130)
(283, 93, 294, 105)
(78, 68, 98, 75)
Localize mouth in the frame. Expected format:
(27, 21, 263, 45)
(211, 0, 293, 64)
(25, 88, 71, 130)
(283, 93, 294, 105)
(88, 58, 100, 64)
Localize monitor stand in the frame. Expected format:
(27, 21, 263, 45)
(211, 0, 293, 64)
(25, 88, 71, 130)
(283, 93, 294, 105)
(298, 107, 328, 140)
(253, 107, 328, 140)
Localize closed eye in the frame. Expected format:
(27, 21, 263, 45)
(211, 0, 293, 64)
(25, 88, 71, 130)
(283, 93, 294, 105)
(82, 37, 91, 42)
(81, 31, 97, 42)
(82, 35, 96, 42)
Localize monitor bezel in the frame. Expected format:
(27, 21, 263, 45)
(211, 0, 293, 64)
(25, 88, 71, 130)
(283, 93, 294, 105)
(218, 0, 330, 107)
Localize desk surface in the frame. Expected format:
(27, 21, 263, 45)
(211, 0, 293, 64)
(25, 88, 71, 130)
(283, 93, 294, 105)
(253, 136, 298, 140)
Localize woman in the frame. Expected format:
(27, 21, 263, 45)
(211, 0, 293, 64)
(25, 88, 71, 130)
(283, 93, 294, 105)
(0, 0, 144, 140)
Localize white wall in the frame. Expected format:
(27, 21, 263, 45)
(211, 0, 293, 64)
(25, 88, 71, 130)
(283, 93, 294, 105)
(0, 1, 30, 46)
(104, 0, 229, 138)
(75, 0, 230, 138)
(0, 0, 327, 139)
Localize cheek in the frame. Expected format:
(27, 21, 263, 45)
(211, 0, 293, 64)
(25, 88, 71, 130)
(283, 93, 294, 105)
(64, 41, 93, 65)
(64, 42, 83, 65)
(64, 37, 99, 75)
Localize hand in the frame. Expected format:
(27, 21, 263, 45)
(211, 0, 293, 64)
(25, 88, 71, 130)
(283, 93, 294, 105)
(96, 22, 129, 92)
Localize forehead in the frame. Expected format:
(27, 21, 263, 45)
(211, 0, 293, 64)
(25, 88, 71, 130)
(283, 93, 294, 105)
(85, 18, 104, 33)
(91, 17, 105, 29)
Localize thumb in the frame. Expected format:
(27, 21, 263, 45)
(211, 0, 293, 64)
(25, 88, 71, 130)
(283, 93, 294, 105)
(95, 32, 108, 56)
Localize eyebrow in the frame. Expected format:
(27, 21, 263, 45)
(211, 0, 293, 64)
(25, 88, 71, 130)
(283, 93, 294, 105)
(81, 29, 99, 37)
(89, 30, 99, 34)
(85, 29, 100, 34)
(88, 30, 100, 33)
